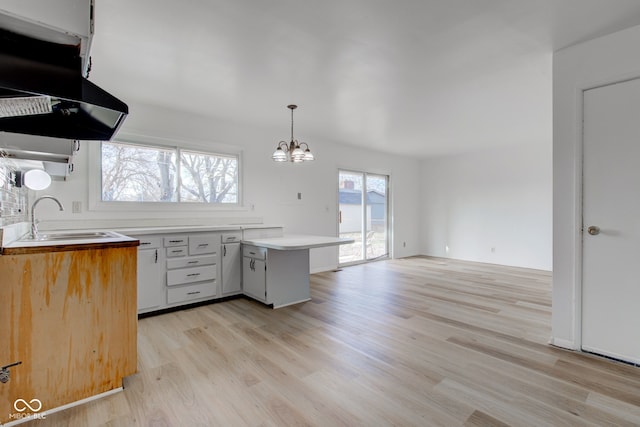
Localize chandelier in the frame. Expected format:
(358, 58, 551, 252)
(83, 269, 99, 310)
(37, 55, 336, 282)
(272, 104, 314, 163)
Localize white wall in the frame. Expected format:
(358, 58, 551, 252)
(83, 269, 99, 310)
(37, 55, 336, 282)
(37, 101, 422, 272)
(420, 142, 552, 270)
(552, 24, 640, 349)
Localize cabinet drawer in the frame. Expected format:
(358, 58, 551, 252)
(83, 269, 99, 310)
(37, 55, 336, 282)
(135, 236, 162, 249)
(167, 255, 217, 270)
(167, 265, 216, 286)
(166, 246, 188, 257)
(189, 234, 217, 255)
(167, 281, 216, 304)
(243, 245, 267, 260)
(164, 235, 189, 247)
(221, 232, 242, 243)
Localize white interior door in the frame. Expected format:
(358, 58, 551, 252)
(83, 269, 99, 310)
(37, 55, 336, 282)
(582, 77, 640, 364)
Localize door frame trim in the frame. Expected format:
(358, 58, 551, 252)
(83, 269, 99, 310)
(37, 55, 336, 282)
(336, 167, 392, 266)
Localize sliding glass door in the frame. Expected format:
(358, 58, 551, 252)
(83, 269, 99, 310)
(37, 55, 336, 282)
(338, 170, 389, 265)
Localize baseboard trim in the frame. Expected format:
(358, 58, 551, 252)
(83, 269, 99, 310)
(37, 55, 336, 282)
(548, 336, 576, 350)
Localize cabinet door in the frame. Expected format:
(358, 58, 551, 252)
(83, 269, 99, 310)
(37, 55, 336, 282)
(222, 243, 241, 295)
(0, 247, 137, 423)
(138, 248, 164, 311)
(243, 257, 266, 302)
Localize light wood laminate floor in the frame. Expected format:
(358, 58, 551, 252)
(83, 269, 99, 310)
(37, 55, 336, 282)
(35, 257, 640, 426)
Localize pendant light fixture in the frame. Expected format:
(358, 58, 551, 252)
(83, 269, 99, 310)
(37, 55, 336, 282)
(272, 104, 314, 163)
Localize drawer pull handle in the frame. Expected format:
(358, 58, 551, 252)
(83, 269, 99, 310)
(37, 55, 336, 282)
(141, 242, 151, 246)
(197, 243, 209, 247)
(188, 261, 199, 264)
(249, 251, 256, 255)
(187, 273, 201, 277)
(169, 240, 184, 243)
(171, 250, 183, 253)
(186, 291, 201, 295)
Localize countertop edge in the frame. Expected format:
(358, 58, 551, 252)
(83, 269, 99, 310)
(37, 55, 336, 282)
(1, 239, 140, 255)
(241, 235, 355, 250)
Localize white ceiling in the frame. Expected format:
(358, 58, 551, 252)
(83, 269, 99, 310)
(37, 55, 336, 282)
(89, 0, 640, 158)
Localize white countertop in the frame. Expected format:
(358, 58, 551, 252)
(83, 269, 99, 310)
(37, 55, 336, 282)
(241, 234, 354, 250)
(1, 223, 285, 247)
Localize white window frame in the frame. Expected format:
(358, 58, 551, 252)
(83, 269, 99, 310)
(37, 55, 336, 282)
(88, 133, 245, 212)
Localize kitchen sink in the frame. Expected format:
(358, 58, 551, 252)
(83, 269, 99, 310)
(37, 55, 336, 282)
(24, 231, 119, 241)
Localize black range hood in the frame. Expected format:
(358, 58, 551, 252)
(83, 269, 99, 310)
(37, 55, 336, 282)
(0, 28, 128, 141)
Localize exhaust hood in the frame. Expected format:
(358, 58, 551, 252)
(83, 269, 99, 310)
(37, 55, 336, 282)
(0, 27, 128, 141)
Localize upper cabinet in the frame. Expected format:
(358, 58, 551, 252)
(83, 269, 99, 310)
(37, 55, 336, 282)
(0, 132, 78, 158)
(0, 0, 94, 75)
(0, 132, 79, 178)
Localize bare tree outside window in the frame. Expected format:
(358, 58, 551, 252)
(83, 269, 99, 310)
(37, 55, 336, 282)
(101, 141, 239, 204)
(180, 150, 238, 203)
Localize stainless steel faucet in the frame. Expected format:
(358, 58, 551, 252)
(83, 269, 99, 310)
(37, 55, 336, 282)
(31, 196, 64, 239)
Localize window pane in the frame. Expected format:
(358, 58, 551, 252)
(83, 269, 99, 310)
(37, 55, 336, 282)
(179, 150, 238, 203)
(101, 141, 177, 202)
(339, 171, 364, 264)
(365, 174, 388, 259)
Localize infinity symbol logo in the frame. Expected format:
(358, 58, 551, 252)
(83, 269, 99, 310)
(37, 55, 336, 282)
(14, 398, 42, 412)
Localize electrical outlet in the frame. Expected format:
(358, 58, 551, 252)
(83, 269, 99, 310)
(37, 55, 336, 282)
(72, 201, 81, 213)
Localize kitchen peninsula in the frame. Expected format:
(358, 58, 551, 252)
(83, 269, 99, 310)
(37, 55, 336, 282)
(241, 234, 354, 308)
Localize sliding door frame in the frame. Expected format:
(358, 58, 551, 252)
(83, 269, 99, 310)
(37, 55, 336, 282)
(337, 168, 391, 267)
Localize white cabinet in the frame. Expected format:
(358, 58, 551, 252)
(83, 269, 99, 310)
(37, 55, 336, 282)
(132, 235, 164, 313)
(0, 0, 94, 74)
(189, 234, 217, 255)
(0, 132, 78, 157)
(166, 246, 188, 257)
(243, 245, 267, 303)
(164, 235, 188, 247)
(167, 282, 216, 304)
(221, 232, 242, 296)
(167, 264, 216, 286)
(166, 254, 216, 269)
(131, 231, 224, 314)
(0, 0, 93, 38)
(242, 244, 312, 308)
(164, 233, 219, 306)
(0, 133, 79, 178)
